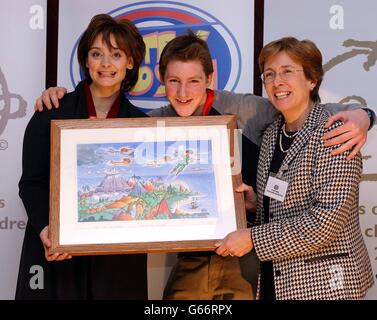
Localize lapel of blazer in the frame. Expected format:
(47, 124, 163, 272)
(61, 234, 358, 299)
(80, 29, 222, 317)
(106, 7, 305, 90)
(73, 80, 90, 119)
(117, 93, 131, 118)
(256, 104, 324, 224)
(261, 117, 281, 186)
(256, 116, 281, 224)
(117, 93, 148, 118)
(276, 103, 324, 177)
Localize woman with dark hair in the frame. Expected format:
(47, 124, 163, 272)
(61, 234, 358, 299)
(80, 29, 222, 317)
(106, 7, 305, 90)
(216, 37, 374, 300)
(16, 14, 148, 299)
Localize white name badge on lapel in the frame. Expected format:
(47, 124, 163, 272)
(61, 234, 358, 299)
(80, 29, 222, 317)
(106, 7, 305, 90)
(264, 174, 288, 202)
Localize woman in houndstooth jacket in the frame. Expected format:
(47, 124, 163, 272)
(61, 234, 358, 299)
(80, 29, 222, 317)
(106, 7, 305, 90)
(215, 37, 374, 300)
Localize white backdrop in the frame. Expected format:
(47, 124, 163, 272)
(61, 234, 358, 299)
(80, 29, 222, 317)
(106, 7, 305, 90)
(264, 0, 377, 299)
(0, 0, 46, 299)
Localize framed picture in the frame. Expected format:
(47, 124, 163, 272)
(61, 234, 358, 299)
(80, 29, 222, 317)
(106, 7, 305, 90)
(49, 115, 246, 255)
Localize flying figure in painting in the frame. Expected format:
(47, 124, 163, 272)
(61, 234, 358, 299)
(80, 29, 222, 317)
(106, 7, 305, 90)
(170, 149, 194, 176)
(108, 157, 133, 166)
(106, 146, 135, 157)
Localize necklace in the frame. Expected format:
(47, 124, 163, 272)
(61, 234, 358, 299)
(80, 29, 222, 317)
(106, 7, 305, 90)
(282, 123, 299, 138)
(279, 123, 298, 153)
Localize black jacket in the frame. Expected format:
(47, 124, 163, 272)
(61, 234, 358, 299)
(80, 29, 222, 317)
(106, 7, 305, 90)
(16, 81, 148, 299)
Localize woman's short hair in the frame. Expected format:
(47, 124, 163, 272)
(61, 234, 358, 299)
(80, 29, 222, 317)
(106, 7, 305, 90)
(259, 37, 324, 102)
(159, 30, 214, 82)
(77, 14, 145, 91)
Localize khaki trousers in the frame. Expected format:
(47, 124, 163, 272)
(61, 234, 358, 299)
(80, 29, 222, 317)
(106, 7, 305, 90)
(163, 254, 255, 300)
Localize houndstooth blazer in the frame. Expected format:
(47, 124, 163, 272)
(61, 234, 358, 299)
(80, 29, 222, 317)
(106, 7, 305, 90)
(251, 104, 374, 300)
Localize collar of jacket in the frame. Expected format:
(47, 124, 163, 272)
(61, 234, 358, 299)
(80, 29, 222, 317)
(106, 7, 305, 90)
(73, 80, 135, 119)
(265, 103, 326, 178)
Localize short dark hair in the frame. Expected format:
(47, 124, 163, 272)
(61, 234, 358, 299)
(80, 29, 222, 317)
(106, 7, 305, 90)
(259, 37, 324, 102)
(159, 30, 214, 82)
(77, 14, 145, 92)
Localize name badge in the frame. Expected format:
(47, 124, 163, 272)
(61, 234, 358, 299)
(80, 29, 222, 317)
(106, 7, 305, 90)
(264, 174, 288, 202)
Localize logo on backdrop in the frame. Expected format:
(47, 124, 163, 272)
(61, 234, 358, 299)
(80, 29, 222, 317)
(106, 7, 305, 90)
(0, 200, 26, 230)
(69, 1, 241, 105)
(324, 39, 377, 183)
(324, 39, 377, 107)
(0, 67, 27, 139)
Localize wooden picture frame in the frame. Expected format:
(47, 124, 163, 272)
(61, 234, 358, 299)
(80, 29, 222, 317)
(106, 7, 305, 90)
(49, 115, 246, 255)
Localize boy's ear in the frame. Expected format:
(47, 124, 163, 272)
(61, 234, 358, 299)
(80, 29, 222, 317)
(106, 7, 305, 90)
(206, 72, 214, 87)
(157, 69, 164, 84)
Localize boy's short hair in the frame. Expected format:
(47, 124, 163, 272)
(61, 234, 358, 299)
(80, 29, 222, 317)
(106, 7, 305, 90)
(159, 30, 214, 82)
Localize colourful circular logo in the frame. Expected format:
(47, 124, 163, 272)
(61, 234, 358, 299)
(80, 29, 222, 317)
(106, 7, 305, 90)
(70, 1, 241, 106)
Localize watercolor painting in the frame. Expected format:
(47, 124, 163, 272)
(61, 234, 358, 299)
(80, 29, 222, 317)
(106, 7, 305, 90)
(76, 140, 218, 222)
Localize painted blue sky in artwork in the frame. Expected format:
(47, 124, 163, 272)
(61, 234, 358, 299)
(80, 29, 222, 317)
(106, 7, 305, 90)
(77, 140, 215, 186)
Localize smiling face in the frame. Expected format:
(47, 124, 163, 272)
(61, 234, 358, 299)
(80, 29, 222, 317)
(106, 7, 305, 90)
(86, 34, 133, 93)
(164, 60, 213, 117)
(263, 51, 316, 122)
